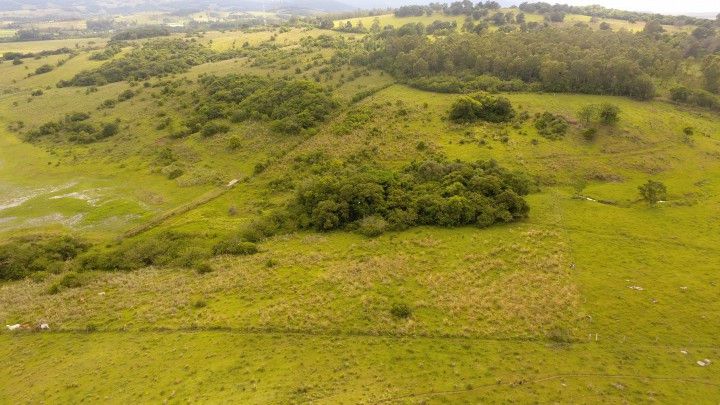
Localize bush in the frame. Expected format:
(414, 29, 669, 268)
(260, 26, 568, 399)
(35, 64, 54, 75)
(534, 112, 568, 140)
(98, 122, 119, 139)
(201, 122, 230, 137)
(100, 99, 116, 109)
(598, 103, 620, 125)
(118, 89, 135, 101)
(0, 235, 88, 281)
(213, 239, 258, 256)
(77, 231, 198, 272)
(48, 272, 84, 294)
(195, 263, 214, 274)
(449, 93, 515, 123)
(390, 303, 412, 319)
(167, 168, 184, 180)
(638, 180, 667, 204)
(582, 127, 598, 141)
(547, 327, 573, 344)
(358, 215, 388, 237)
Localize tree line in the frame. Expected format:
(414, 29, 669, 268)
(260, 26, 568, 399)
(359, 26, 674, 100)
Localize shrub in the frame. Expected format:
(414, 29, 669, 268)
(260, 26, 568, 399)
(35, 64, 54, 75)
(638, 180, 667, 204)
(167, 168, 184, 180)
(77, 231, 196, 272)
(390, 303, 412, 319)
(582, 127, 598, 141)
(195, 263, 214, 274)
(0, 235, 88, 281)
(118, 89, 135, 101)
(547, 327, 573, 344)
(598, 103, 620, 125)
(59, 272, 82, 288)
(99, 99, 116, 109)
(358, 215, 388, 237)
(449, 93, 515, 123)
(98, 122, 119, 139)
(201, 122, 230, 137)
(213, 239, 258, 256)
(534, 112, 568, 140)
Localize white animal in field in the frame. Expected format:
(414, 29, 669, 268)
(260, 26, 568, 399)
(6, 324, 21, 331)
(39, 323, 50, 331)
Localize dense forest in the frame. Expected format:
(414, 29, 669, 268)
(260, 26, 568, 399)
(361, 26, 667, 99)
(329, 9, 720, 106)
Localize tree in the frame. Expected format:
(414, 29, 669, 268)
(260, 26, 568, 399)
(547, 12, 565, 22)
(516, 13, 525, 24)
(702, 55, 720, 94)
(599, 22, 611, 30)
(317, 18, 334, 29)
(642, 20, 665, 37)
(692, 26, 715, 40)
(492, 12, 506, 26)
(638, 180, 667, 205)
(449, 94, 515, 123)
(598, 104, 620, 125)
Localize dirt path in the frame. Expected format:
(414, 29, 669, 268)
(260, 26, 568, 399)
(122, 179, 239, 238)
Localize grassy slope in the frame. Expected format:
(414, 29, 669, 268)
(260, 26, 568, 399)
(1, 26, 720, 403)
(335, 10, 692, 33)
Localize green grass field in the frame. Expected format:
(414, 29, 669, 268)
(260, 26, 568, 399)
(1, 21, 719, 403)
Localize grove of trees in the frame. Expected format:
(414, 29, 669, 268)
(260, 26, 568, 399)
(362, 26, 670, 100)
(292, 159, 531, 233)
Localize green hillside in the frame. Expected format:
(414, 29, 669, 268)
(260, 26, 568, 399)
(1, 5, 720, 403)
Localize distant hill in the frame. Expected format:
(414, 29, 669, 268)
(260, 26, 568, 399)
(0, 0, 357, 14)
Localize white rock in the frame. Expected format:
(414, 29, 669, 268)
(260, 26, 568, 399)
(680, 350, 688, 355)
(628, 286, 644, 291)
(697, 360, 708, 367)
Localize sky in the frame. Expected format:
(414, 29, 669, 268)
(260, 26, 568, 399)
(541, 0, 718, 14)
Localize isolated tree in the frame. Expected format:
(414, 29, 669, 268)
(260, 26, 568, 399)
(599, 22, 611, 30)
(638, 180, 667, 205)
(598, 103, 620, 125)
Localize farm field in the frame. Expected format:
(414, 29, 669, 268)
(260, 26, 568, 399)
(1, 5, 720, 403)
